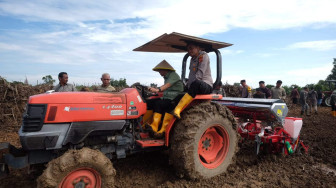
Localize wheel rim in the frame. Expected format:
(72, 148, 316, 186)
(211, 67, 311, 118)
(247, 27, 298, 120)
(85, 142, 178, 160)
(198, 125, 229, 169)
(60, 168, 101, 188)
(325, 97, 331, 106)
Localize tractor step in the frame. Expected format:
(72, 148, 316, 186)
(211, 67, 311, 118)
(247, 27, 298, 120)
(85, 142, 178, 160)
(136, 139, 164, 148)
(139, 132, 150, 139)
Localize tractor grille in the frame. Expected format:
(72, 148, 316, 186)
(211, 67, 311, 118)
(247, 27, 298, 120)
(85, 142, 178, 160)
(22, 104, 47, 132)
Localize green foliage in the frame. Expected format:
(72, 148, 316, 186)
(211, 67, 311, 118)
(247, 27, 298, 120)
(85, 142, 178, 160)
(282, 85, 290, 94)
(326, 58, 336, 80)
(110, 78, 128, 87)
(12, 81, 24, 85)
(306, 83, 315, 90)
(233, 82, 240, 86)
(42, 75, 55, 84)
(266, 84, 274, 89)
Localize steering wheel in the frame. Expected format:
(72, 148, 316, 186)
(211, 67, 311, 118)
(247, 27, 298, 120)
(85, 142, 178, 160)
(131, 83, 155, 102)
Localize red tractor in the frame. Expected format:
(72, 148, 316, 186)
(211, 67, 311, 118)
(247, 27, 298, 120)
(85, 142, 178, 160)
(323, 80, 336, 106)
(0, 32, 307, 187)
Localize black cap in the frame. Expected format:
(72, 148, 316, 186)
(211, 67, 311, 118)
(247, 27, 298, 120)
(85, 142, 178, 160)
(277, 80, 282, 84)
(259, 81, 265, 84)
(240, 79, 246, 83)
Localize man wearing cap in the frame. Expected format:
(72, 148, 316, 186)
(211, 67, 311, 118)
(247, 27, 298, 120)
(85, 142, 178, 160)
(53, 72, 77, 92)
(146, 60, 184, 137)
(173, 42, 213, 119)
(96, 73, 116, 92)
(258, 81, 272, 99)
(271, 80, 286, 101)
(240, 79, 252, 98)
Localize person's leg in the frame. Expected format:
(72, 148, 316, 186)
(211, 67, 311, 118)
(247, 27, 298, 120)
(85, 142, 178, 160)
(142, 98, 159, 128)
(142, 110, 153, 128)
(173, 80, 213, 119)
(146, 99, 164, 133)
(146, 98, 160, 110)
(154, 113, 174, 138)
(293, 98, 298, 104)
(305, 103, 310, 116)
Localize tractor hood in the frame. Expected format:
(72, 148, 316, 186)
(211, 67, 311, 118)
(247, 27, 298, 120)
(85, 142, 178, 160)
(29, 92, 125, 104)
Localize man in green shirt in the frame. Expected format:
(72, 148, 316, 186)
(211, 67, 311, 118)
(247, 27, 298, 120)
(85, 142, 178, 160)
(146, 60, 184, 138)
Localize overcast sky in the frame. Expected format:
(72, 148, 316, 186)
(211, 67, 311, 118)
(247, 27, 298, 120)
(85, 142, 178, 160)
(0, 0, 335, 88)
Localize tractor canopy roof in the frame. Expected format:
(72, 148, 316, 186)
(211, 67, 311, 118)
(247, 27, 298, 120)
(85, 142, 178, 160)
(133, 32, 232, 53)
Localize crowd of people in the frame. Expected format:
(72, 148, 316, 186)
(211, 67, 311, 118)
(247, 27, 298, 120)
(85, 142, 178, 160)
(238, 79, 336, 117)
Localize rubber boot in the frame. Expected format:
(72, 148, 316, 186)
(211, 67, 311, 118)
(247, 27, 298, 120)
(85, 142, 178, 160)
(154, 113, 174, 138)
(142, 110, 153, 128)
(173, 93, 194, 119)
(331, 111, 335, 116)
(333, 111, 336, 117)
(146, 112, 162, 133)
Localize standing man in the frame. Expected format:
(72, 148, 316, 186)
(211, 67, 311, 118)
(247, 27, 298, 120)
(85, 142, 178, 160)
(173, 42, 213, 119)
(290, 86, 300, 104)
(146, 60, 184, 137)
(299, 87, 310, 116)
(258, 81, 272, 99)
(317, 89, 324, 106)
(53, 72, 77, 92)
(96, 73, 116, 92)
(308, 87, 318, 114)
(271, 80, 286, 101)
(239, 80, 252, 98)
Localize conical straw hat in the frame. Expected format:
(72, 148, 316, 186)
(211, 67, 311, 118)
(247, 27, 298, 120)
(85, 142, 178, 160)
(152, 60, 175, 71)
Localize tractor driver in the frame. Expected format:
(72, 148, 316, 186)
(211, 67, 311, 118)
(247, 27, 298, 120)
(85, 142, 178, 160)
(173, 41, 213, 119)
(145, 60, 184, 138)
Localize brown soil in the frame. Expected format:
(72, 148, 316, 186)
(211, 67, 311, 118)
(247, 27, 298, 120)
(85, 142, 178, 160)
(1, 87, 336, 187)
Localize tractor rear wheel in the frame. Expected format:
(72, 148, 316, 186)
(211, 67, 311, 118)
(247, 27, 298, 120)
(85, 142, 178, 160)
(169, 102, 238, 179)
(37, 147, 116, 188)
(324, 96, 331, 106)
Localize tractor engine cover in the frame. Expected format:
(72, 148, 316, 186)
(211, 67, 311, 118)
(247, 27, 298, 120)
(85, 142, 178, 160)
(19, 88, 146, 150)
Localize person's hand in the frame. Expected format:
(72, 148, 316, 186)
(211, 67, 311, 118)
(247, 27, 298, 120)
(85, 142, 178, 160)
(149, 87, 159, 93)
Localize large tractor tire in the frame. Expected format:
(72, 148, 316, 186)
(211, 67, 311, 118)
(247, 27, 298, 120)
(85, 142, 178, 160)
(37, 147, 116, 188)
(324, 96, 331, 107)
(169, 102, 238, 179)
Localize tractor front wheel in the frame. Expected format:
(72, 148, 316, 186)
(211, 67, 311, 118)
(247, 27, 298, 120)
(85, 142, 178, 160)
(37, 147, 116, 188)
(169, 102, 238, 179)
